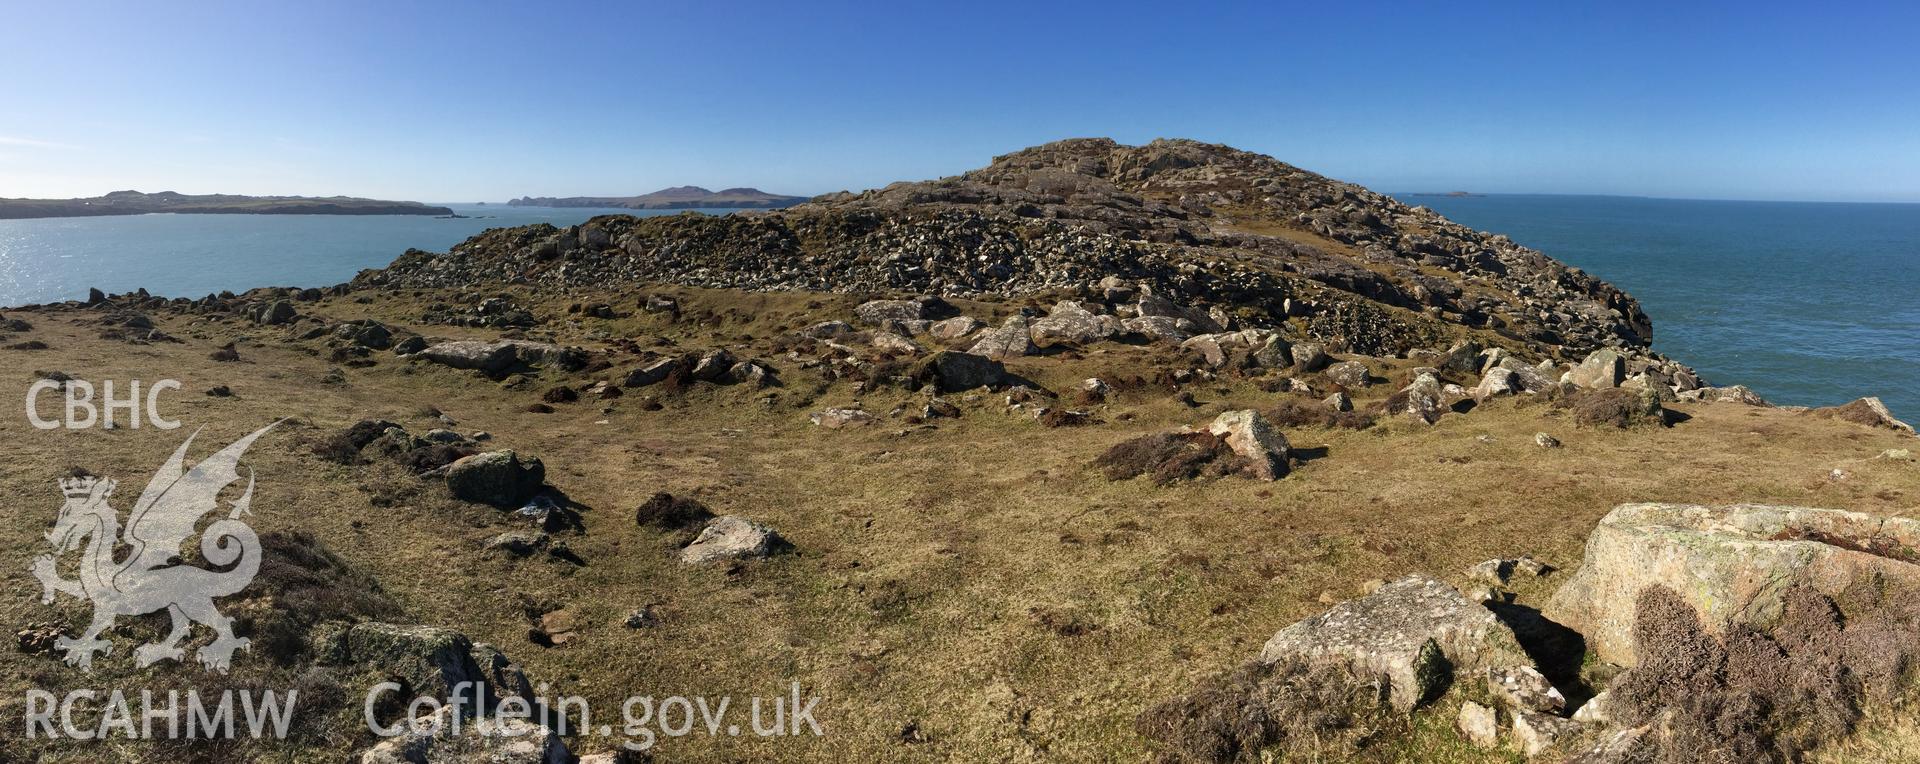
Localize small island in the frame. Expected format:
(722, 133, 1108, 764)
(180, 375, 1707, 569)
(508, 185, 806, 210)
(0, 190, 455, 220)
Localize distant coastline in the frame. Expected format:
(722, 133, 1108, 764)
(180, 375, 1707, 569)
(0, 190, 454, 220)
(509, 185, 806, 210)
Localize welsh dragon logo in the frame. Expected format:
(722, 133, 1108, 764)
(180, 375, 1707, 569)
(29, 423, 277, 673)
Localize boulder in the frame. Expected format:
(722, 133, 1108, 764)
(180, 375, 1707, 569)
(1324, 361, 1371, 389)
(1207, 410, 1290, 480)
(1545, 503, 1920, 666)
(1258, 575, 1530, 711)
(1325, 391, 1352, 412)
(1438, 340, 1482, 374)
(254, 300, 297, 326)
(1179, 334, 1229, 368)
(921, 350, 1008, 392)
(1029, 301, 1120, 345)
(358, 704, 571, 764)
(1498, 357, 1557, 394)
(1252, 335, 1293, 368)
(800, 320, 855, 339)
(1569, 349, 1624, 388)
(1677, 384, 1769, 405)
(1619, 373, 1677, 403)
(335, 321, 395, 350)
(1291, 342, 1331, 372)
(928, 316, 984, 341)
(419, 340, 581, 375)
(680, 516, 784, 564)
(809, 408, 873, 428)
(968, 315, 1038, 360)
(1400, 372, 1445, 425)
(689, 349, 735, 381)
(1534, 432, 1561, 448)
(855, 297, 946, 325)
(622, 356, 682, 388)
(446, 450, 546, 508)
(1808, 396, 1915, 435)
(726, 361, 774, 388)
(340, 623, 483, 705)
(392, 335, 428, 355)
(869, 332, 922, 355)
(485, 531, 548, 558)
(1472, 367, 1518, 401)
(1121, 315, 1195, 342)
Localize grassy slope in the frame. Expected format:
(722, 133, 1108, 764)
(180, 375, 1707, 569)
(1, 286, 1915, 761)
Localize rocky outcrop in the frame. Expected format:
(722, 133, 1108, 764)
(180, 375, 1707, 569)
(1258, 575, 1530, 711)
(1546, 502, 1920, 666)
(418, 340, 586, 375)
(357, 139, 1653, 360)
(1808, 396, 1915, 435)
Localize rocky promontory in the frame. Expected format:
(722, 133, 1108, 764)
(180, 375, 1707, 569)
(0, 190, 454, 219)
(507, 185, 806, 210)
(369, 139, 1649, 360)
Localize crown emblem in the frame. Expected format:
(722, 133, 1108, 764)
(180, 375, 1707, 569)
(59, 476, 114, 498)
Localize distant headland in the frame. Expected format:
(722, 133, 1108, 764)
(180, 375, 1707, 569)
(508, 186, 807, 210)
(0, 190, 454, 220)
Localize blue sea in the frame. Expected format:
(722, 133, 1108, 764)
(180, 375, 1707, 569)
(1, 197, 1915, 420)
(0, 204, 701, 307)
(1406, 195, 1920, 421)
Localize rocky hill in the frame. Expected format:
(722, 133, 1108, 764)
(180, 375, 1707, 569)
(0, 190, 454, 219)
(369, 139, 1648, 361)
(507, 185, 806, 210)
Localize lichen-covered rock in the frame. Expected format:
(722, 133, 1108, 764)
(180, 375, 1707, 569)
(1258, 575, 1530, 711)
(1512, 710, 1580, 757)
(928, 316, 984, 341)
(1473, 367, 1518, 401)
(680, 516, 784, 564)
(341, 623, 482, 704)
(419, 340, 583, 375)
(1457, 700, 1499, 749)
(809, 408, 873, 428)
(446, 450, 546, 508)
(968, 315, 1038, 360)
(1677, 384, 1769, 405)
(1545, 502, 1920, 666)
(1122, 314, 1195, 342)
(1569, 348, 1624, 389)
(1290, 342, 1331, 372)
(1029, 301, 1120, 345)
(1400, 372, 1445, 425)
(1324, 360, 1371, 388)
(358, 705, 571, 764)
(1498, 356, 1557, 394)
(854, 298, 933, 325)
(1485, 665, 1565, 714)
(1207, 409, 1290, 480)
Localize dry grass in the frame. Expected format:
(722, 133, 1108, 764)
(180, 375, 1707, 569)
(0, 284, 1916, 761)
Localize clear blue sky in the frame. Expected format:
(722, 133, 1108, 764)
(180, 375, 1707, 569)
(3, 1, 1917, 203)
